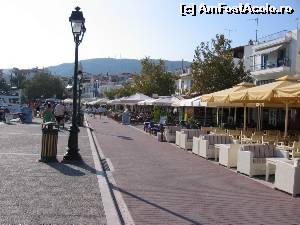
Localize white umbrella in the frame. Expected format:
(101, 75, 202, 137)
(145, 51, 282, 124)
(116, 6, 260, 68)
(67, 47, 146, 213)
(153, 96, 181, 107)
(89, 98, 109, 105)
(120, 93, 153, 105)
(137, 98, 158, 106)
(179, 96, 201, 107)
(107, 97, 126, 105)
(63, 98, 73, 104)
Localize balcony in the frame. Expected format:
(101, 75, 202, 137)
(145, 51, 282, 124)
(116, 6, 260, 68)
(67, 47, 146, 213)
(250, 58, 291, 79)
(253, 30, 292, 51)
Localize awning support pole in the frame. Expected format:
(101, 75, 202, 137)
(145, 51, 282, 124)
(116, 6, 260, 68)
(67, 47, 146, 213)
(243, 104, 247, 131)
(284, 103, 289, 138)
(216, 107, 219, 126)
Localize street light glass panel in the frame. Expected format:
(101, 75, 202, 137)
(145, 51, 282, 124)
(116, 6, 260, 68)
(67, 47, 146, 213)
(78, 71, 83, 81)
(71, 21, 83, 34)
(69, 6, 86, 43)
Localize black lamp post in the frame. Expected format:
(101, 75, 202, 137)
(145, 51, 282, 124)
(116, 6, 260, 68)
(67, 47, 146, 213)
(63, 6, 86, 161)
(77, 70, 83, 126)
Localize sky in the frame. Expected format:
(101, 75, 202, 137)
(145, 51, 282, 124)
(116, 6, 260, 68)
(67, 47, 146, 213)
(0, 0, 299, 69)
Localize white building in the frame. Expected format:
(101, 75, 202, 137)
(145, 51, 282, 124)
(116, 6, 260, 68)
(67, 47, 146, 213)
(248, 29, 300, 85)
(175, 67, 193, 95)
(232, 45, 253, 72)
(81, 79, 123, 99)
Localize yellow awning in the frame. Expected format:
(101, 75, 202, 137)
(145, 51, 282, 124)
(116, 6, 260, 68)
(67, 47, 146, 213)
(229, 75, 299, 103)
(275, 82, 300, 99)
(200, 82, 255, 103)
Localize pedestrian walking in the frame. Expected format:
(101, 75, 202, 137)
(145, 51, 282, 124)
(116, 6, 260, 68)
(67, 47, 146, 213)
(97, 107, 102, 119)
(54, 102, 66, 129)
(92, 106, 96, 118)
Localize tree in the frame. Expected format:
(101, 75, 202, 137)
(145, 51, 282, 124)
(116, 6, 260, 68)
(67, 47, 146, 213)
(23, 72, 66, 101)
(0, 71, 10, 94)
(104, 57, 177, 99)
(104, 85, 136, 99)
(11, 68, 27, 89)
(134, 57, 177, 96)
(191, 34, 252, 94)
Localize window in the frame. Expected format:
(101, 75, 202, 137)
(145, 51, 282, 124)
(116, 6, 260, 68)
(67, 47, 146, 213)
(268, 109, 277, 127)
(261, 54, 268, 69)
(181, 80, 184, 89)
(277, 48, 287, 66)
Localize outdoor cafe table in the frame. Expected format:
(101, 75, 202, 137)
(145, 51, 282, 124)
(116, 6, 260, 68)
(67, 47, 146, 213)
(214, 140, 240, 162)
(265, 157, 293, 182)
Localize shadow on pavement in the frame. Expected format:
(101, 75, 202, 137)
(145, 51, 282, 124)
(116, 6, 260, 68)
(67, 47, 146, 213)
(116, 135, 133, 140)
(46, 162, 86, 176)
(61, 160, 105, 176)
(112, 185, 203, 225)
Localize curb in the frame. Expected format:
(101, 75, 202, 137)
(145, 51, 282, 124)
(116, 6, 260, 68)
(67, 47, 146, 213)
(85, 118, 122, 225)
(85, 116, 135, 225)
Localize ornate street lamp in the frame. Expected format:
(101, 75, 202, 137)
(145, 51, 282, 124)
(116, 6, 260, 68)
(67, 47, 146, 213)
(63, 6, 86, 161)
(77, 70, 83, 127)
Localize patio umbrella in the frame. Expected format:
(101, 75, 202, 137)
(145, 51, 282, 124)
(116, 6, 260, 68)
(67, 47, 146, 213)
(153, 96, 182, 107)
(89, 98, 109, 105)
(179, 96, 201, 107)
(120, 93, 153, 105)
(274, 82, 300, 137)
(229, 75, 300, 136)
(200, 82, 255, 103)
(107, 97, 126, 105)
(137, 98, 158, 106)
(62, 98, 73, 104)
(199, 82, 255, 129)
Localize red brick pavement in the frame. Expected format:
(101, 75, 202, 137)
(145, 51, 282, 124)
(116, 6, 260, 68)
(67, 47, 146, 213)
(90, 117, 300, 225)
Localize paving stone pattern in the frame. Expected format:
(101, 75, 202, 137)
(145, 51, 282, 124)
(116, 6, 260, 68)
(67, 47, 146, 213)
(0, 121, 106, 225)
(90, 117, 300, 225)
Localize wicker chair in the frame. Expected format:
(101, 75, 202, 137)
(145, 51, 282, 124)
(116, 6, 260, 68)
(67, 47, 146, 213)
(265, 130, 281, 136)
(250, 134, 263, 144)
(291, 141, 300, 158)
(262, 135, 278, 145)
(227, 129, 242, 140)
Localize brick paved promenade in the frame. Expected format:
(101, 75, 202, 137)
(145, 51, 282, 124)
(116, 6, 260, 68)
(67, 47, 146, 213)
(0, 120, 106, 225)
(90, 117, 300, 225)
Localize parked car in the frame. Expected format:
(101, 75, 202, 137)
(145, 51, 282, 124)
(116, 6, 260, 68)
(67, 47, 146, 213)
(0, 95, 21, 113)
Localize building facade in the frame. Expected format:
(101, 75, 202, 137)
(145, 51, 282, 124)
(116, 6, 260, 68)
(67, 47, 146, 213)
(248, 29, 300, 85)
(81, 73, 133, 99)
(175, 67, 193, 95)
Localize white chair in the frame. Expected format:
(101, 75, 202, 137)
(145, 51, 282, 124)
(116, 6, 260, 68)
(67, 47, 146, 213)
(164, 126, 181, 143)
(275, 159, 300, 197)
(198, 135, 233, 159)
(218, 144, 241, 168)
(175, 130, 186, 147)
(237, 144, 289, 177)
(180, 129, 204, 150)
(192, 136, 202, 155)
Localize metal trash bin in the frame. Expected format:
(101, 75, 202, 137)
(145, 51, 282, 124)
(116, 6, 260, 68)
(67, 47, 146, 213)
(39, 122, 58, 162)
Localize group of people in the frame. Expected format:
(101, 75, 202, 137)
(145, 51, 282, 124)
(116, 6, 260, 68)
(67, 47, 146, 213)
(85, 105, 107, 118)
(42, 102, 68, 128)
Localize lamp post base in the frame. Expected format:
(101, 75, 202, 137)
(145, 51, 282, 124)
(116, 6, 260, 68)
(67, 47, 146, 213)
(62, 148, 82, 161)
(62, 125, 82, 162)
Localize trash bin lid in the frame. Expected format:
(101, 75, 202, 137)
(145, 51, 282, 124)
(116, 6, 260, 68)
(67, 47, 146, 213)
(42, 122, 58, 131)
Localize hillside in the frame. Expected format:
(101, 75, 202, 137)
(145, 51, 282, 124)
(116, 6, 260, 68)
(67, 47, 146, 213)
(46, 58, 191, 76)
